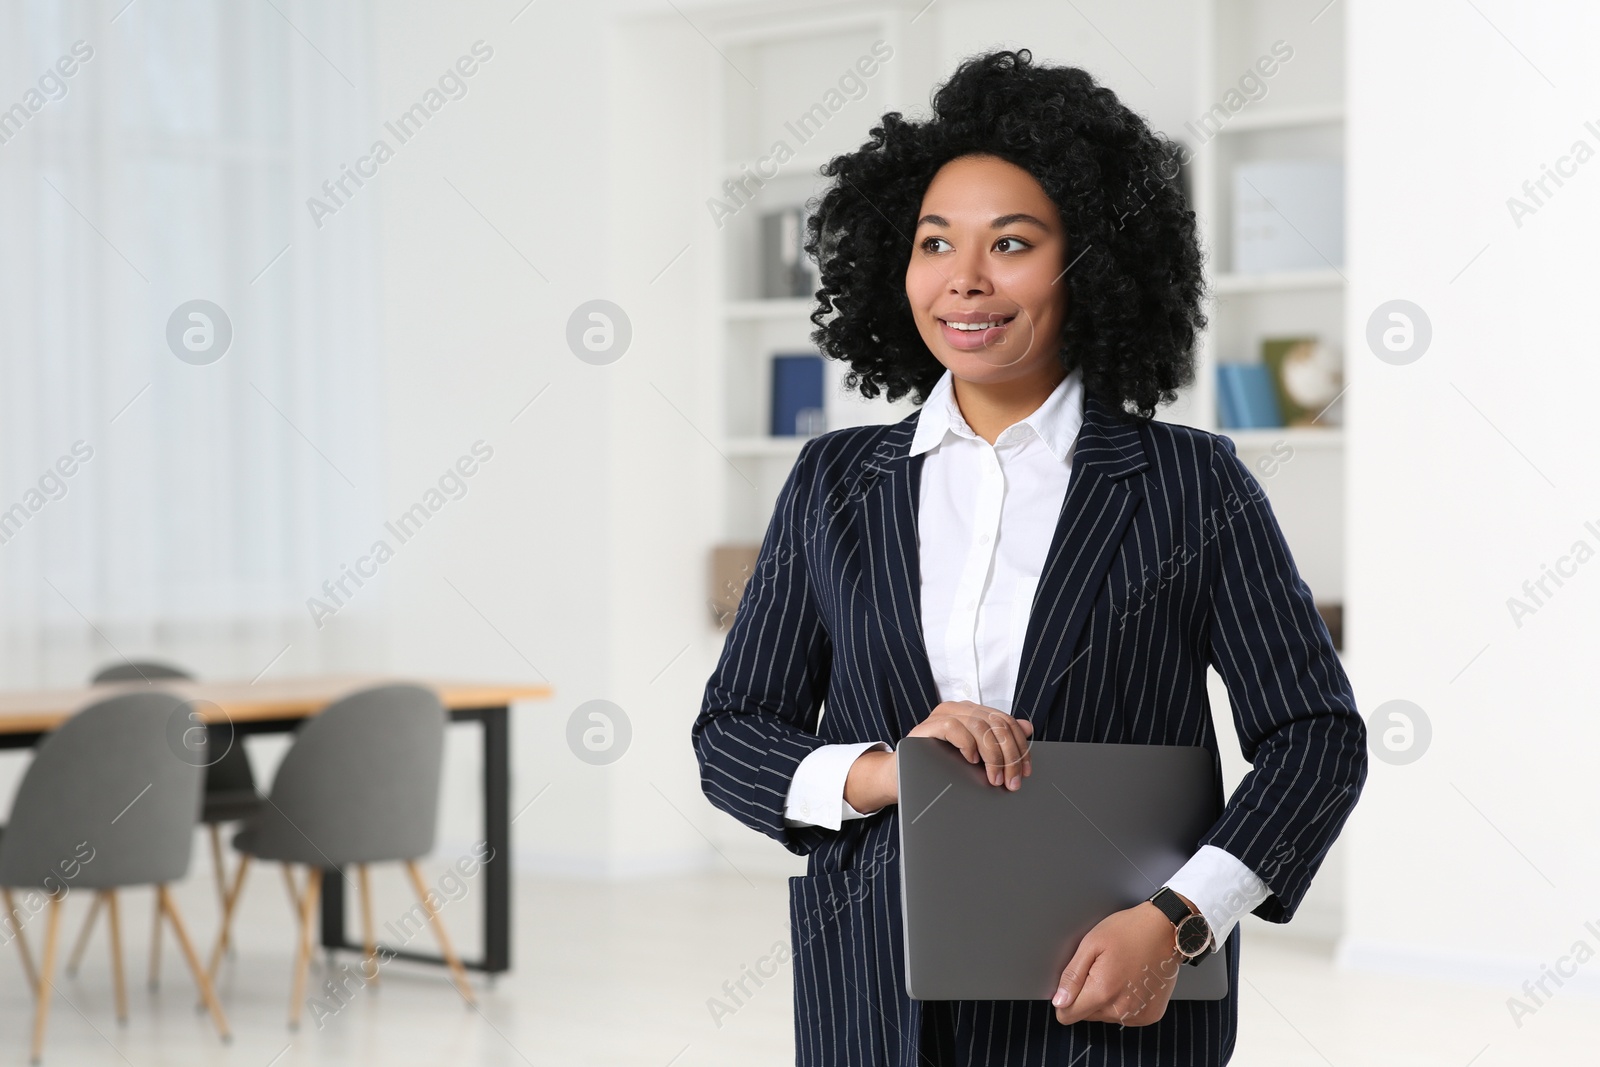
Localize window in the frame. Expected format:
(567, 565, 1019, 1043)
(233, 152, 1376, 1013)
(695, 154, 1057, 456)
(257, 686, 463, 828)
(0, 0, 385, 682)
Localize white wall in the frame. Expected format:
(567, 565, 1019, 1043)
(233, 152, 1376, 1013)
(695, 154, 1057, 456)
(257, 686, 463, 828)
(1341, 0, 1600, 997)
(369, 0, 627, 869)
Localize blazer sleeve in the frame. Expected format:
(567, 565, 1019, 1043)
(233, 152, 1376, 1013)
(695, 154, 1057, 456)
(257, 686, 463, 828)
(692, 436, 837, 856)
(1195, 435, 1368, 924)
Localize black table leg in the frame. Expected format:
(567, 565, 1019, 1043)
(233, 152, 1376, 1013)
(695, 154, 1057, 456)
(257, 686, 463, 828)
(481, 703, 511, 974)
(316, 704, 511, 975)
(320, 865, 346, 952)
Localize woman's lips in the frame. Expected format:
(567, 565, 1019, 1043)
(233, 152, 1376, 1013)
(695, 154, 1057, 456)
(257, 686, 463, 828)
(939, 316, 1014, 350)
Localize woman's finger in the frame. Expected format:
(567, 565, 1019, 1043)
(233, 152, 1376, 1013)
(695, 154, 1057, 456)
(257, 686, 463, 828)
(974, 711, 1023, 787)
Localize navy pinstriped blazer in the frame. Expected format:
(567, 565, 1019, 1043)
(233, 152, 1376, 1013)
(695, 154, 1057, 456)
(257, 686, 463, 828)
(692, 388, 1367, 1066)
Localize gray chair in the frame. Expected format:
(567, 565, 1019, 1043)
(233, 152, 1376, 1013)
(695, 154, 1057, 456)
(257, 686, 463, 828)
(0, 691, 230, 1062)
(208, 682, 473, 1028)
(75, 661, 263, 987)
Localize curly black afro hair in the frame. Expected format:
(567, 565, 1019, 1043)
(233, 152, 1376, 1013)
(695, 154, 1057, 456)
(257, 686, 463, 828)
(803, 48, 1206, 420)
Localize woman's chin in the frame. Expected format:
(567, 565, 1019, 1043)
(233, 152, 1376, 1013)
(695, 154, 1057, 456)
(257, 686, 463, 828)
(938, 342, 1042, 381)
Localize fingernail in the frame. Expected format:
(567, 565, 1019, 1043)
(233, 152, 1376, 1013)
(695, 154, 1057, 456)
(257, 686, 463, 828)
(1008, 776, 1019, 789)
(1052, 989, 1066, 1007)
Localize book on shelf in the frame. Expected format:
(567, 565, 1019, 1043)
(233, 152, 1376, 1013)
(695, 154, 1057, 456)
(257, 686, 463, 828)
(1261, 336, 1344, 427)
(1216, 363, 1283, 429)
(771, 352, 825, 437)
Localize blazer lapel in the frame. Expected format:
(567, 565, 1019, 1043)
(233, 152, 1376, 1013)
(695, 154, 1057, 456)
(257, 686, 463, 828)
(1011, 390, 1149, 730)
(858, 413, 942, 740)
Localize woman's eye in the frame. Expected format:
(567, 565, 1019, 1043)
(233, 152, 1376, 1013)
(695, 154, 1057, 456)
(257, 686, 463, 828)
(919, 236, 1029, 253)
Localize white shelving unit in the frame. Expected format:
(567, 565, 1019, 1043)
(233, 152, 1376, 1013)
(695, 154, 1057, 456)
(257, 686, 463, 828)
(700, 1, 935, 548)
(1177, 0, 1348, 620)
(1186, 0, 1350, 946)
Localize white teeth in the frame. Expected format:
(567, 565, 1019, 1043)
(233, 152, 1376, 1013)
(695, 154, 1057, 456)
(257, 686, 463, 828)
(944, 317, 1013, 331)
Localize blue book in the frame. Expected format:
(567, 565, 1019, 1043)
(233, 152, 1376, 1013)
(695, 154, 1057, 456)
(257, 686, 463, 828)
(1216, 364, 1283, 429)
(771, 353, 825, 436)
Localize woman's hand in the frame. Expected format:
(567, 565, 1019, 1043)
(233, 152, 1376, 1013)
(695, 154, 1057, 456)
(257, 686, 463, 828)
(842, 701, 1035, 813)
(908, 700, 1034, 790)
(1051, 897, 1191, 1027)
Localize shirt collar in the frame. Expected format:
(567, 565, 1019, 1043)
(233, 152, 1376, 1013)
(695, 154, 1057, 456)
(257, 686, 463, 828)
(909, 365, 1085, 463)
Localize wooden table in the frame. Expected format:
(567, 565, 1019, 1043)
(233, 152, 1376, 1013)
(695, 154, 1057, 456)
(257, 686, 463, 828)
(0, 675, 552, 977)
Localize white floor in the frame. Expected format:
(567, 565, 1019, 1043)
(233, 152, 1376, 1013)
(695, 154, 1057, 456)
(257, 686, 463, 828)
(1, 865, 1594, 1065)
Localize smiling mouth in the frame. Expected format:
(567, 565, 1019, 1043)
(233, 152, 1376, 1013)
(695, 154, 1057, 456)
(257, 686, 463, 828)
(939, 315, 1016, 331)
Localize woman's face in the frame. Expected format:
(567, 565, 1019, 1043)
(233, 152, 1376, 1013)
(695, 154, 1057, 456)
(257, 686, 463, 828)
(905, 153, 1068, 387)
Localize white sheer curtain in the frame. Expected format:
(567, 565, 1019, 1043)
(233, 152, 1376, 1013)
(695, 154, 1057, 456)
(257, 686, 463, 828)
(0, 0, 387, 686)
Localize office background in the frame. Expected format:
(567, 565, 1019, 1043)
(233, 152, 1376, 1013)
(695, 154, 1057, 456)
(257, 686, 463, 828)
(0, 0, 1596, 1063)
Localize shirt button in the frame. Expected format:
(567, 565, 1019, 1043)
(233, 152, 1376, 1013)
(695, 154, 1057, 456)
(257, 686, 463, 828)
(978, 533, 991, 545)
(966, 599, 977, 610)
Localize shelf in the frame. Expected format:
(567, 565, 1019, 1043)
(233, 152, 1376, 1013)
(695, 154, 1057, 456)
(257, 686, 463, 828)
(1213, 104, 1344, 133)
(725, 298, 814, 321)
(1211, 268, 1345, 294)
(1220, 427, 1344, 450)
(725, 435, 808, 458)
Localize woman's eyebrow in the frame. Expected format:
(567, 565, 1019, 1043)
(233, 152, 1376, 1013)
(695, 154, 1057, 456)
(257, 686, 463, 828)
(916, 212, 1052, 230)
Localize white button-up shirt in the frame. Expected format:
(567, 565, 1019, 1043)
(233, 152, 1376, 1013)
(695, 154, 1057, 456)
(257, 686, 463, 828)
(781, 366, 1269, 953)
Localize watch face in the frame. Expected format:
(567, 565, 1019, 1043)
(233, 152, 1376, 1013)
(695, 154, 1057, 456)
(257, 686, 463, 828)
(1175, 913, 1211, 956)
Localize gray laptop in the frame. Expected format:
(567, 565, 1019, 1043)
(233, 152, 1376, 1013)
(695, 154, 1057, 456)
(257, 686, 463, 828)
(897, 737, 1230, 1001)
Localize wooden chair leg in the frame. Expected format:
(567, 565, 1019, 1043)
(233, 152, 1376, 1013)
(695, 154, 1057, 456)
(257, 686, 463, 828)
(63, 891, 101, 978)
(403, 861, 475, 1006)
(2, 886, 39, 994)
(357, 864, 379, 985)
(147, 890, 162, 990)
(207, 826, 231, 957)
(281, 864, 301, 917)
(105, 891, 127, 1024)
(206, 853, 252, 983)
(208, 826, 226, 901)
(158, 886, 230, 1043)
(288, 868, 322, 1031)
(30, 893, 63, 1064)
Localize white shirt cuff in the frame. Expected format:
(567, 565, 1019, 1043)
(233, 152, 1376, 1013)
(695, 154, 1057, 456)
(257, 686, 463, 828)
(1162, 844, 1272, 954)
(782, 741, 893, 830)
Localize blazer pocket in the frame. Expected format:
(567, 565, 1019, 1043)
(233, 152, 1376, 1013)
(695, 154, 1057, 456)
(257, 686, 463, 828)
(789, 870, 863, 951)
(787, 869, 861, 1012)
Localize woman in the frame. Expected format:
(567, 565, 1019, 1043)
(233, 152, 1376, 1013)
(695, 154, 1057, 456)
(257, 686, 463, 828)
(692, 49, 1366, 1067)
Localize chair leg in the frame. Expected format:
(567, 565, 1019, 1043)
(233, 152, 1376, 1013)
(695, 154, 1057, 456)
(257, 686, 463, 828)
(206, 853, 252, 984)
(288, 868, 322, 1031)
(207, 826, 231, 957)
(105, 891, 127, 1025)
(357, 864, 379, 985)
(30, 893, 63, 1064)
(147, 890, 162, 990)
(402, 861, 475, 1006)
(281, 864, 300, 916)
(63, 891, 102, 978)
(208, 826, 226, 900)
(158, 885, 230, 1043)
(2, 886, 39, 994)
